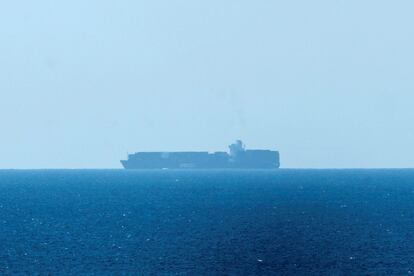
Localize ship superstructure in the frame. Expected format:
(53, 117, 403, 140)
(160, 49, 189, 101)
(121, 140, 280, 169)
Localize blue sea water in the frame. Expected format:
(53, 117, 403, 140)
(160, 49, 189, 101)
(1, 169, 414, 274)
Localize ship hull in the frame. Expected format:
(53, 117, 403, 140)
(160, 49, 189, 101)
(121, 148, 280, 170)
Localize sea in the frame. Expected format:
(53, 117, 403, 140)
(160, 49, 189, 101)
(0, 169, 414, 275)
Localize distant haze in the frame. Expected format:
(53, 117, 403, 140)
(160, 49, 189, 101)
(1, 1, 414, 169)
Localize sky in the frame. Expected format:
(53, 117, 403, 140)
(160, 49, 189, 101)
(1, 0, 414, 169)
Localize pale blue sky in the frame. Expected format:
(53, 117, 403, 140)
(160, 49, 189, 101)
(1, 1, 413, 168)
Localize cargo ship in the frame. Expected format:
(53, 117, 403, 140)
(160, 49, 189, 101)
(121, 140, 280, 169)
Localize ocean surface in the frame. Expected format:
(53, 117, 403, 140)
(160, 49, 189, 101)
(1, 169, 414, 275)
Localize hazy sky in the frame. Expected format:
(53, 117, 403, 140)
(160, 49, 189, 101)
(1, 1, 414, 168)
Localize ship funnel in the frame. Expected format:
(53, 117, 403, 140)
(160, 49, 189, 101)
(229, 140, 245, 157)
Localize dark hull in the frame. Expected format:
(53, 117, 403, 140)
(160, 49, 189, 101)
(121, 151, 280, 170)
(121, 162, 280, 170)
